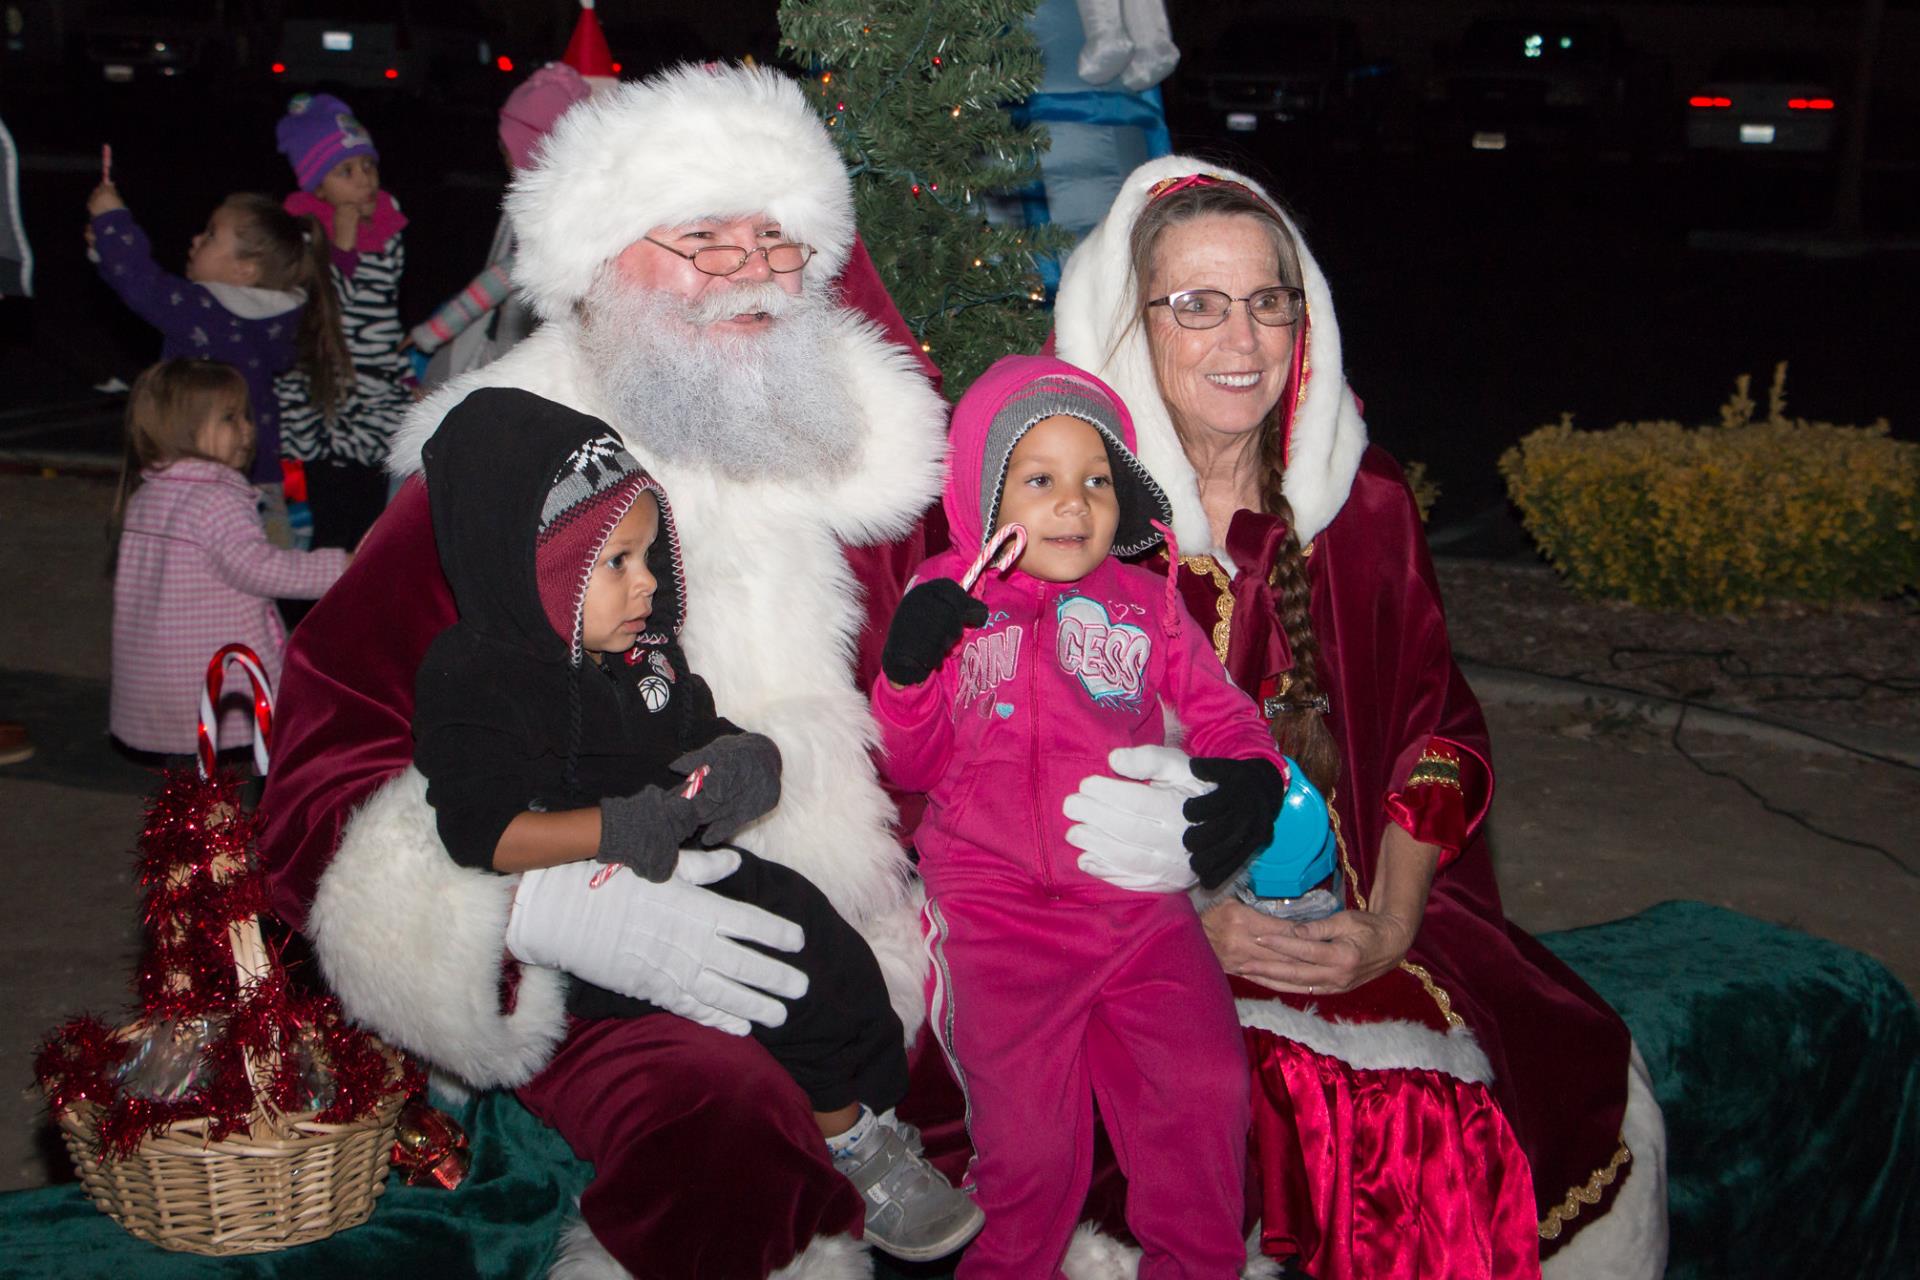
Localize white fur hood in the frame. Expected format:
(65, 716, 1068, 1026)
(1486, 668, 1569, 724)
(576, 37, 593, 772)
(1053, 155, 1368, 553)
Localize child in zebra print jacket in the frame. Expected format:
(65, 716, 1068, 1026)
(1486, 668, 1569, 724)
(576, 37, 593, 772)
(271, 92, 416, 552)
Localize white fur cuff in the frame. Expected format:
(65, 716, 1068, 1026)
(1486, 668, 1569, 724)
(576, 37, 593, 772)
(309, 767, 570, 1089)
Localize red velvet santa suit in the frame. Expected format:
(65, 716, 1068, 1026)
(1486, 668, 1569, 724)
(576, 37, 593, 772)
(1039, 157, 1670, 1280)
(256, 67, 948, 1280)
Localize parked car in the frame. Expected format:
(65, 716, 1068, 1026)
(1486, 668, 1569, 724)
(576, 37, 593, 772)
(1181, 16, 1397, 144)
(1433, 14, 1667, 158)
(1685, 50, 1839, 155)
(76, 0, 273, 88)
(273, 0, 503, 100)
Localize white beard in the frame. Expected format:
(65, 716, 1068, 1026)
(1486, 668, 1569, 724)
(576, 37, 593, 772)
(578, 276, 862, 483)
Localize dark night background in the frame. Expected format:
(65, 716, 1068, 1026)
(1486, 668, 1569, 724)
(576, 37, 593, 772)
(3, 0, 1915, 554)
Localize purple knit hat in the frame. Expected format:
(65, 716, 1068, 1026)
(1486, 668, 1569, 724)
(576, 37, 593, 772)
(276, 93, 377, 192)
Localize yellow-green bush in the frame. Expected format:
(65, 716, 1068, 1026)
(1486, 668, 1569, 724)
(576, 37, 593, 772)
(1404, 460, 1439, 524)
(1499, 365, 1920, 612)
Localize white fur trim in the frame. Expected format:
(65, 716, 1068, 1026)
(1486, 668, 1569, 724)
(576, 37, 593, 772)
(1054, 155, 1369, 556)
(1060, 1223, 1281, 1279)
(508, 63, 853, 323)
(550, 1219, 629, 1280)
(309, 767, 569, 1089)
(1235, 997, 1494, 1085)
(551, 1217, 872, 1280)
(862, 887, 932, 1048)
(1543, 1041, 1670, 1280)
(770, 1234, 876, 1280)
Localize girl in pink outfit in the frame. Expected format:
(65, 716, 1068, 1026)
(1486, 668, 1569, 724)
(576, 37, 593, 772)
(110, 360, 349, 755)
(872, 354, 1288, 1277)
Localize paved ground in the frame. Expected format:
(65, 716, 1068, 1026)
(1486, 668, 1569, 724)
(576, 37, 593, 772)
(3, 469, 1916, 1194)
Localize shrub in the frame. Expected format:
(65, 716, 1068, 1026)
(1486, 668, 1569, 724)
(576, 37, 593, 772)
(1404, 460, 1438, 524)
(1499, 364, 1920, 612)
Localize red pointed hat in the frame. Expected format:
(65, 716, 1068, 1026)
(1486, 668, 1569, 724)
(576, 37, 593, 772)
(563, 0, 617, 81)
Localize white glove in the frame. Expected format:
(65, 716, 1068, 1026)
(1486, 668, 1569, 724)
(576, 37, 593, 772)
(1064, 745, 1212, 893)
(505, 848, 808, 1036)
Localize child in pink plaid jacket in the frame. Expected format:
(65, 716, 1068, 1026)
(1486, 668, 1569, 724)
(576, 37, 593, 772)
(110, 360, 349, 755)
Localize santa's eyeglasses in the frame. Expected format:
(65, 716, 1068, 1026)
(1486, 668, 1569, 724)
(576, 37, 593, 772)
(642, 237, 816, 277)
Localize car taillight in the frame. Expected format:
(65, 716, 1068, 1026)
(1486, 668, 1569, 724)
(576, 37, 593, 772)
(1688, 95, 1732, 109)
(1788, 98, 1835, 111)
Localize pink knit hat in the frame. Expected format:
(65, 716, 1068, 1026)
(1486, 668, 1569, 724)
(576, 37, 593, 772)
(498, 63, 592, 173)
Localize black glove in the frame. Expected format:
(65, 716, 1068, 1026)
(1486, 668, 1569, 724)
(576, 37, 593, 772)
(881, 579, 988, 687)
(1181, 756, 1286, 890)
(598, 786, 703, 882)
(671, 732, 783, 844)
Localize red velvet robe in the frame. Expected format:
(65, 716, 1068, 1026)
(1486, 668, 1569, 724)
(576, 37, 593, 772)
(1177, 446, 1633, 1272)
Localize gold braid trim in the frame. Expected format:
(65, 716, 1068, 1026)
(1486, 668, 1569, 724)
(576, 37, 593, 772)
(1332, 810, 1466, 1030)
(1330, 805, 1363, 911)
(1180, 555, 1234, 665)
(1405, 747, 1463, 793)
(1397, 961, 1465, 1030)
(1538, 1141, 1633, 1240)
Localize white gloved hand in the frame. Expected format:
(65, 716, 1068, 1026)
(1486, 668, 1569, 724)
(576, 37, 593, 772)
(1064, 745, 1212, 893)
(505, 848, 808, 1036)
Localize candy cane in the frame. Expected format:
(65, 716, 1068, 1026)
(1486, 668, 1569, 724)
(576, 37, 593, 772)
(960, 522, 1027, 594)
(197, 643, 274, 780)
(589, 764, 711, 888)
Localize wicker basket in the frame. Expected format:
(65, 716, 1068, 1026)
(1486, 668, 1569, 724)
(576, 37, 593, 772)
(51, 910, 405, 1256)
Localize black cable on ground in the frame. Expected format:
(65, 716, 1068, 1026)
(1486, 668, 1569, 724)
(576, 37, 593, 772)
(1663, 700, 1918, 881)
(1464, 656, 1920, 775)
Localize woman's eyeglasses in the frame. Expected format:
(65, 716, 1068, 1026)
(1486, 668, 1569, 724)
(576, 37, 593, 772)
(1145, 286, 1304, 330)
(642, 237, 817, 277)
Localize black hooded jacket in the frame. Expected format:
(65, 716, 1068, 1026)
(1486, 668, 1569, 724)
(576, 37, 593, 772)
(411, 387, 738, 874)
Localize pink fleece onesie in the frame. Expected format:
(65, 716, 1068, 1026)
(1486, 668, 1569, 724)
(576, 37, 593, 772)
(872, 356, 1283, 1278)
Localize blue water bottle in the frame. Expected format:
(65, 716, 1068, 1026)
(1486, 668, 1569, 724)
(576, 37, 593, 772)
(1234, 755, 1342, 921)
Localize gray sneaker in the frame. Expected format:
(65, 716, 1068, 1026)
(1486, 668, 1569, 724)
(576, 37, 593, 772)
(832, 1118, 985, 1262)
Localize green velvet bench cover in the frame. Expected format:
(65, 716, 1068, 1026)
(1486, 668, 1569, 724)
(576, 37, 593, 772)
(4, 902, 1915, 1278)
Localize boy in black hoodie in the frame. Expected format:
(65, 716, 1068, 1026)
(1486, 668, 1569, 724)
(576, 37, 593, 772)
(412, 388, 982, 1262)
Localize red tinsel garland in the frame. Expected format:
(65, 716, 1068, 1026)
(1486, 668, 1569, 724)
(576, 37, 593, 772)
(35, 769, 416, 1161)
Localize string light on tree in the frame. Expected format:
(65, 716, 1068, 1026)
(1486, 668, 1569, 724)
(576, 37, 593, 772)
(780, 0, 1068, 396)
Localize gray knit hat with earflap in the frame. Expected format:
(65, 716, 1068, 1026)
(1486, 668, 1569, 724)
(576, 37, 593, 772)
(979, 373, 1171, 558)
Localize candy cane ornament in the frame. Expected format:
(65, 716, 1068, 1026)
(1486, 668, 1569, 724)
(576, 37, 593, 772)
(588, 764, 711, 889)
(960, 522, 1027, 594)
(197, 643, 274, 780)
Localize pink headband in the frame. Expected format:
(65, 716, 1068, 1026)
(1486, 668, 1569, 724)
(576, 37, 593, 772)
(1145, 172, 1282, 219)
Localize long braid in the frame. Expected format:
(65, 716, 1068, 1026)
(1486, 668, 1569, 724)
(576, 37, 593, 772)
(1261, 467, 1341, 795)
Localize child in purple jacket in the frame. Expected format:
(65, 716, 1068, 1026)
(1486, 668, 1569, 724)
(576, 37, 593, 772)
(86, 180, 343, 490)
(872, 355, 1288, 1278)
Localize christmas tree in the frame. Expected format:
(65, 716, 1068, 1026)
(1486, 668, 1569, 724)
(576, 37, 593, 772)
(780, 0, 1070, 397)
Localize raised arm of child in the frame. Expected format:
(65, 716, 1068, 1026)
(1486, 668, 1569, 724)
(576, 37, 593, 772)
(869, 576, 983, 791)
(85, 181, 189, 335)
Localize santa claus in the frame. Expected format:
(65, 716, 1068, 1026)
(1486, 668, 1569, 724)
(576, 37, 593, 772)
(258, 63, 954, 1277)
